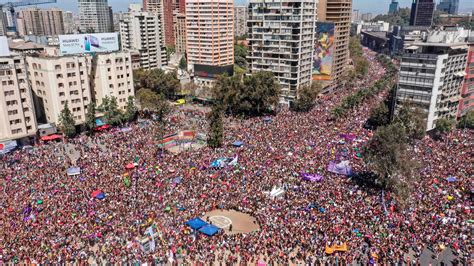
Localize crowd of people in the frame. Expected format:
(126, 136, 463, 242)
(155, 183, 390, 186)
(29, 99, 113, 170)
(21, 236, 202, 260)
(0, 50, 472, 265)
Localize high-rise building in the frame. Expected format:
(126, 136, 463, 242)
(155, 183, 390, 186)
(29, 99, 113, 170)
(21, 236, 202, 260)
(248, 0, 316, 103)
(162, 0, 176, 47)
(360, 12, 373, 21)
(396, 27, 469, 130)
(0, 54, 38, 141)
(91, 52, 135, 110)
(352, 9, 359, 22)
(0, 11, 7, 36)
(63, 11, 75, 34)
(459, 39, 474, 117)
(27, 52, 92, 125)
(234, 6, 247, 37)
(108, 6, 114, 32)
(437, 0, 459, 15)
(119, 6, 167, 70)
(143, 0, 161, 12)
(388, 0, 399, 14)
(318, 0, 352, 82)
(186, 0, 234, 90)
(78, 0, 112, 33)
(174, 13, 187, 54)
(17, 8, 65, 37)
(409, 0, 435, 27)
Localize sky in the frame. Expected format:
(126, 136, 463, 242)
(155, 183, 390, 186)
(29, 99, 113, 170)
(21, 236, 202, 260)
(2, 0, 473, 15)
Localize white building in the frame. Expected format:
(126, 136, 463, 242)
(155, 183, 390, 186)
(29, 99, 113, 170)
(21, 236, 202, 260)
(353, 21, 390, 35)
(63, 11, 75, 34)
(186, 0, 234, 90)
(396, 27, 470, 130)
(91, 52, 135, 110)
(0, 54, 38, 141)
(78, 0, 112, 33)
(119, 7, 167, 70)
(248, 0, 316, 103)
(27, 50, 92, 125)
(234, 6, 247, 37)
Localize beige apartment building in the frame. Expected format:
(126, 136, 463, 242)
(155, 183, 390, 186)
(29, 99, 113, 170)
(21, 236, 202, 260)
(119, 7, 168, 70)
(317, 0, 352, 81)
(234, 6, 247, 37)
(0, 55, 37, 141)
(186, 0, 234, 89)
(91, 52, 135, 110)
(17, 8, 65, 37)
(27, 52, 92, 125)
(174, 13, 187, 54)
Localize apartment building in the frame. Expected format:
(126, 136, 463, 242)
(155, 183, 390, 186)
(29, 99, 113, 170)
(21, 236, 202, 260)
(459, 40, 474, 117)
(0, 55, 37, 141)
(27, 52, 92, 125)
(248, 0, 316, 103)
(234, 6, 247, 37)
(174, 13, 187, 54)
(317, 0, 352, 82)
(119, 7, 167, 70)
(78, 0, 112, 33)
(91, 52, 135, 110)
(17, 8, 65, 37)
(63, 11, 75, 34)
(395, 27, 469, 130)
(186, 0, 234, 89)
(0, 11, 6, 36)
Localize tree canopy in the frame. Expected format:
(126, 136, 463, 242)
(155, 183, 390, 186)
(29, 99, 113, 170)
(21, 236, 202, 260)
(292, 81, 323, 112)
(134, 68, 180, 99)
(58, 101, 76, 138)
(394, 104, 426, 140)
(136, 89, 170, 122)
(458, 110, 474, 129)
(372, 8, 411, 26)
(207, 104, 224, 148)
(123, 96, 138, 123)
(213, 72, 280, 116)
(98, 96, 123, 126)
(85, 102, 96, 134)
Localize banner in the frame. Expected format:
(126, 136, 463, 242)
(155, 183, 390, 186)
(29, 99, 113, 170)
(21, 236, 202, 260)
(301, 173, 323, 182)
(313, 22, 335, 81)
(327, 161, 353, 176)
(58, 33, 119, 55)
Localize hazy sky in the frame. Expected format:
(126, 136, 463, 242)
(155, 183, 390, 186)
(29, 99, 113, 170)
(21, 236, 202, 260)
(3, 0, 473, 15)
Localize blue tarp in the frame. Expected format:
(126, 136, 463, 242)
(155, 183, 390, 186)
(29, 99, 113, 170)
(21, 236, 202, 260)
(186, 218, 208, 230)
(232, 141, 243, 147)
(198, 224, 220, 236)
(446, 176, 457, 182)
(0, 140, 18, 155)
(67, 167, 81, 176)
(263, 117, 272, 122)
(96, 192, 106, 200)
(95, 118, 105, 126)
(210, 158, 227, 168)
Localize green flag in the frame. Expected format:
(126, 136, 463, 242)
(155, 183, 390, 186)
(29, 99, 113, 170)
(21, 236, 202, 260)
(123, 176, 131, 188)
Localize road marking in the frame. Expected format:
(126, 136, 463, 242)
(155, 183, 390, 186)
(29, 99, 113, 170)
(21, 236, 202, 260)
(209, 215, 232, 229)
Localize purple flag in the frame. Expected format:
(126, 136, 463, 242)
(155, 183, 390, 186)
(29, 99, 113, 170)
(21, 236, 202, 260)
(301, 173, 324, 182)
(327, 161, 353, 176)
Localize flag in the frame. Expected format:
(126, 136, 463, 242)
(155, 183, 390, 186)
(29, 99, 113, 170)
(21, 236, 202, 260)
(123, 176, 131, 188)
(228, 155, 238, 166)
(145, 225, 156, 252)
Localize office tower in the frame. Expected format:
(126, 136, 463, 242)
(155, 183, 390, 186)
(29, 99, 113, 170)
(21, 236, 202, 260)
(0, 55, 38, 141)
(174, 13, 187, 54)
(352, 9, 359, 22)
(91, 52, 135, 110)
(248, 0, 316, 103)
(0, 11, 7, 36)
(78, 0, 112, 33)
(63, 11, 75, 34)
(27, 53, 92, 125)
(459, 41, 474, 117)
(108, 6, 114, 32)
(396, 27, 469, 130)
(437, 0, 459, 15)
(409, 0, 435, 26)
(317, 0, 352, 82)
(119, 6, 167, 69)
(163, 0, 175, 46)
(17, 8, 65, 37)
(186, 0, 234, 89)
(389, 0, 399, 14)
(234, 6, 247, 37)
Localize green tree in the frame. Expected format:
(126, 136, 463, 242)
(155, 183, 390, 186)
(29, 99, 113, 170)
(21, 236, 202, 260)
(165, 46, 175, 61)
(123, 96, 137, 122)
(364, 123, 417, 203)
(134, 68, 180, 99)
(85, 102, 97, 134)
(371, 7, 411, 26)
(136, 89, 170, 120)
(234, 43, 248, 69)
(58, 101, 76, 138)
(394, 104, 426, 140)
(368, 102, 390, 128)
(458, 110, 474, 129)
(292, 81, 323, 112)
(435, 118, 454, 135)
(207, 104, 224, 148)
(99, 96, 123, 125)
(179, 56, 187, 70)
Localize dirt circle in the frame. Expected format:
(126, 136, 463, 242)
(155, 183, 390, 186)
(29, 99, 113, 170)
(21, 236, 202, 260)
(202, 209, 260, 235)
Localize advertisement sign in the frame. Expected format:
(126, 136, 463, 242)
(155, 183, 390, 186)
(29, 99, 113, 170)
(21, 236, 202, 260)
(313, 22, 335, 81)
(0, 36, 10, 57)
(58, 33, 119, 55)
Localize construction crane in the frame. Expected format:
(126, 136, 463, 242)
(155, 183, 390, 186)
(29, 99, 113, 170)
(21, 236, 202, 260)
(0, 0, 57, 32)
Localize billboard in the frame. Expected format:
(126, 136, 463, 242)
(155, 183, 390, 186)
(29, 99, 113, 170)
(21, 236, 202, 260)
(194, 64, 234, 78)
(0, 36, 10, 57)
(58, 33, 119, 55)
(313, 22, 335, 81)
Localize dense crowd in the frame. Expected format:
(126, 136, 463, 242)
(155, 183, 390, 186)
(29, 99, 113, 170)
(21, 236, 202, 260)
(1, 51, 472, 265)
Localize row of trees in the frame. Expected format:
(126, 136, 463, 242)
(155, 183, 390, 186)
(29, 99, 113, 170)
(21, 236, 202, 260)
(134, 68, 181, 99)
(58, 96, 138, 138)
(346, 37, 370, 82)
